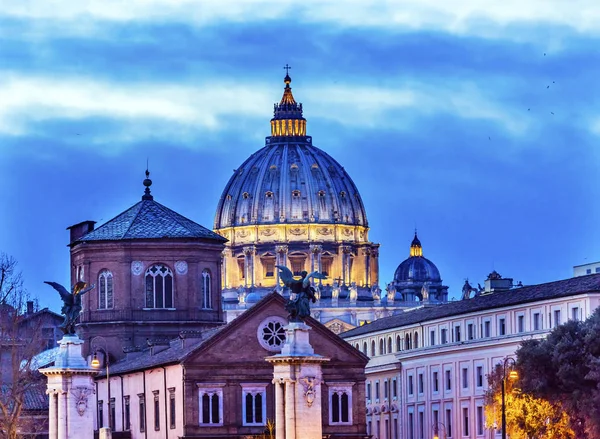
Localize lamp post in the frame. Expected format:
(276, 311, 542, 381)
(501, 357, 518, 439)
(91, 337, 111, 433)
(432, 421, 447, 439)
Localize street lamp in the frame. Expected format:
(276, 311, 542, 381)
(501, 357, 518, 439)
(432, 421, 447, 439)
(91, 337, 111, 433)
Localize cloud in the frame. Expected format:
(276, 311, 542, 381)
(2, 0, 599, 38)
(0, 73, 526, 145)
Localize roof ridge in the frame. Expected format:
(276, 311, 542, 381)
(121, 200, 146, 240)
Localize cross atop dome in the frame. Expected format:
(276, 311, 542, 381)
(270, 66, 307, 138)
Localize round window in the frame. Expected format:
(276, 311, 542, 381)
(257, 316, 287, 352)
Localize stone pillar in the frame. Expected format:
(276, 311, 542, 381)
(221, 249, 228, 289)
(266, 322, 330, 439)
(40, 335, 99, 439)
(284, 379, 296, 439)
(274, 379, 285, 439)
(275, 245, 288, 293)
(309, 244, 322, 285)
(243, 246, 256, 288)
(363, 248, 371, 287)
(48, 390, 58, 439)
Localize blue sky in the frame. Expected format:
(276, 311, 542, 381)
(1, 1, 599, 312)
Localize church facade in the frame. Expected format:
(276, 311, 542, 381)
(93, 293, 369, 439)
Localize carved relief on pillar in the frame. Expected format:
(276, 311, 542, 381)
(340, 245, 353, 255)
(275, 245, 289, 254)
(71, 386, 95, 417)
(361, 248, 371, 256)
(370, 247, 379, 258)
(309, 244, 323, 254)
(243, 245, 256, 256)
(298, 376, 321, 408)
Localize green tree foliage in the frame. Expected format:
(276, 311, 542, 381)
(516, 307, 600, 439)
(484, 363, 574, 439)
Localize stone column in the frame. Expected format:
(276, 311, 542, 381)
(285, 379, 296, 439)
(243, 246, 256, 288)
(309, 245, 322, 283)
(221, 249, 228, 289)
(266, 322, 330, 439)
(363, 248, 371, 287)
(57, 390, 67, 438)
(40, 335, 98, 439)
(275, 245, 288, 292)
(341, 246, 352, 285)
(47, 390, 58, 439)
(274, 379, 285, 439)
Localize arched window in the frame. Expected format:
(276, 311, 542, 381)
(387, 336, 392, 353)
(405, 334, 411, 350)
(396, 335, 402, 352)
(370, 340, 376, 357)
(379, 339, 384, 355)
(414, 331, 419, 349)
(201, 269, 212, 309)
(98, 270, 113, 309)
(363, 342, 368, 355)
(145, 264, 173, 309)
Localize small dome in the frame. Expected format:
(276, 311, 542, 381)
(394, 232, 441, 283)
(394, 257, 441, 284)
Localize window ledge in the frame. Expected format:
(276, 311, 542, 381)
(142, 308, 176, 311)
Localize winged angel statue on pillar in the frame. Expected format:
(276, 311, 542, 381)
(44, 281, 95, 334)
(275, 266, 327, 322)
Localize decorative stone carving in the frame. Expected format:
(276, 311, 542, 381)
(341, 245, 353, 255)
(175, 260, 188, 275)
(237, 229, 250, 238)
(342, 228, 353, 237)
(299, 376, 320, 407)
(131, 261, 144, 276)
(275, 245, 288, 254)
(317, 227, 332, 236)
(261, 228, 276, 236)
(243, 246, 256, 256)
(328, 322, 343, 334)
(71, 386, 94, 416)
(289, 227, 306, 236)
(310, 244, 323, 254)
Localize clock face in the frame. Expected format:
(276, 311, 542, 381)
(131, 261, 143, 276)
(175, 260, 188, 275)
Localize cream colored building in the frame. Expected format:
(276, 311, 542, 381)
(341, 272, 600, 439)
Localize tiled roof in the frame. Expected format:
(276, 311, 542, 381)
(75, 199, 226, 243)
(0, 384, 48, 411)
(341, 274, 600, 338)
(104, 326, 225, 376)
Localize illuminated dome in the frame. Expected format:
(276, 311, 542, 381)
(394, 233, 441, 284)
(214, 75, 367, 229)
(214, 71, 380, 315)
(389, 233, 448, 302)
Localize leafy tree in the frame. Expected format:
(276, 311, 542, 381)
(484, 363, 574, 439)
(0, 253, 48, 439)
(516, 307, 600, 439)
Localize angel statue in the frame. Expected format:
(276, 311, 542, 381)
(275, 266, 327, 322)
(44, 281, 95, 335)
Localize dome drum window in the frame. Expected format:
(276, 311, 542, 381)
(98, 270, 114, 310)
(265, 191, 274, 198)
(242, 192, 250, 199)
(145, 264, 174, 309)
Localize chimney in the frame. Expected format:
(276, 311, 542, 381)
(67, 220, 96, 244)
(26, 301, 34, 315)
